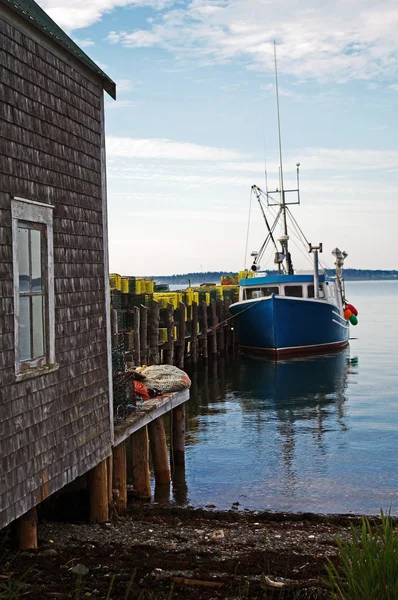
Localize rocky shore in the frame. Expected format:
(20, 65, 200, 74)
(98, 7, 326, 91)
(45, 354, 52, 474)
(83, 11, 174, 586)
(0, 504, 369, 599)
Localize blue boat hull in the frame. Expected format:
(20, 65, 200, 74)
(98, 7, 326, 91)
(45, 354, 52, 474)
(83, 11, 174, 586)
(229, 295, 349, 357)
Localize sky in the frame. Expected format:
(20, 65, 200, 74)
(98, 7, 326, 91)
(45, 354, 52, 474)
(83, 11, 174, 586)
(38, 0, 398, 275)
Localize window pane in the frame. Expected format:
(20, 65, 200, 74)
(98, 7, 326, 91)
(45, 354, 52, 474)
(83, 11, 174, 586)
(18, 226, 30, 292)
(31, 228, 43, 292)
(19, 296, 31, 361)
(32, 295, 45, 358)
(308, 285, 314, 298)
(285, 285, 303, 298)
(262, 286, 279, 296)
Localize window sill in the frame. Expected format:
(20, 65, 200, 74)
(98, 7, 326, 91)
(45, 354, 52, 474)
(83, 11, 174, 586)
(15, 362, 59, 383)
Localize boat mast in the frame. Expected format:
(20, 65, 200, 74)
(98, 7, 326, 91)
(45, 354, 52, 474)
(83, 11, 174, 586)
(274, 42, 293, 274)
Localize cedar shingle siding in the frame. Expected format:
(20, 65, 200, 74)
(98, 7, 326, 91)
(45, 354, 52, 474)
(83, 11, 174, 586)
(0, 6, 112, 530)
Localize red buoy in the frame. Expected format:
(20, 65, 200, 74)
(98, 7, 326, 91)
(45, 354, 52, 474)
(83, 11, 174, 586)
(346, 303, 358, 316)
(344, 309, 352, 319)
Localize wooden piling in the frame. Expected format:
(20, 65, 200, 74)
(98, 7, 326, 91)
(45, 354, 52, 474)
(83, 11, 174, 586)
(224, 298, 232, 352)
(148, 416, 171, 485)
(217, 299, 225, 353)
(200, 301, 208, 360)
(176, 302, 186, 369)
(112, 442, 127, 514)
(210, 299, 218, 355)
(149, 301, 160, 365)
(163, 303, 174, 365)
(140, 305, 148, 365)
(171, 405, 185, 468)
(106, 454, 113, 504)
(88, 459, 109, 523)
(191, 301, 198, 363)
(131, 428, 151, 499)
(15, 507, 38, 550)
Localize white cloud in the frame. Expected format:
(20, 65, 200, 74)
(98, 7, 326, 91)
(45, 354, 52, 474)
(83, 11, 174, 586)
(105, 0, 398, 83)
(115, 79, 135, 93)
(36, 0, 175, 31)
(106, 136, 247, 160)
(73, 37, 95, 47)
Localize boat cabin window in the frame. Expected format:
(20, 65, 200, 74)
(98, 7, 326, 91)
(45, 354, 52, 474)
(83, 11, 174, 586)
(284, 285, 303, 298)
(308, 284, 325, 299)
(261, 286, 279, 297)
(245, 288, 262, 299)
(244, 286, 279, 300)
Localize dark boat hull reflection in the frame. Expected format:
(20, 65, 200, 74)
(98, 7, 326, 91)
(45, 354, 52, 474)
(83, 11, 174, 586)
(236, 349, 350, 406)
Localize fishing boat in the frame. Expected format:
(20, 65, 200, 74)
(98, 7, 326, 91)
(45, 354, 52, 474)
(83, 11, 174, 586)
(229, 46, 358, 358)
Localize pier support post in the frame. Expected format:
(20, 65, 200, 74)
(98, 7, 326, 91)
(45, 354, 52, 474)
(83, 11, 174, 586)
(106, 454, 113, 504)
(15, 507, 38, 550)
(131, 428, 151, 499)
(191, 301, 198, 363)
(200, 301, 208, 360)
(88, 459, 109, 523)
(112, 442, 127, 514)
(217, 299, 225, 353)
(148, 416, 171, 485)
(163, 303, 174, 365)
(176, 302, 186, 369)
(210, 299, 218, 355)
(171, 405, 185, 468)
(224, 298, 232, 352)
(149, 301, 160, 365)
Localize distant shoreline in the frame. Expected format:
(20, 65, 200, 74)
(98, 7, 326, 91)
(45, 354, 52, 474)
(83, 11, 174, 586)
(145, 272, 398, 285)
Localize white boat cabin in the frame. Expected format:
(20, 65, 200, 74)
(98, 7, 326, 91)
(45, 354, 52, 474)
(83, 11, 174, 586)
(239, 274, 343, 310)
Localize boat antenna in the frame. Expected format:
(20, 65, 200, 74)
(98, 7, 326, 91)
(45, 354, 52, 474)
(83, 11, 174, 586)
(273, 41, 293, 274)
(263, 130, 269, 194)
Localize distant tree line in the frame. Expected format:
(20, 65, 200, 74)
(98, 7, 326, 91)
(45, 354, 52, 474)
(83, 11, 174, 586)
(148, 269, 397, 284)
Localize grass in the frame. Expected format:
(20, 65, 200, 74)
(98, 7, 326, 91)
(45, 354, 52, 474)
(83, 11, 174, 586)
(326, 510, 398, 600)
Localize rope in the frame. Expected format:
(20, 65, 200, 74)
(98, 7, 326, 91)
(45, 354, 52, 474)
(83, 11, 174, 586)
(207, 301, 259, 332)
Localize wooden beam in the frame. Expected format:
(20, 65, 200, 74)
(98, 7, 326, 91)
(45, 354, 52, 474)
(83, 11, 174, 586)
(148, 416, 171, 485)
(114, 389, 190, 445)
(88, 459, 109, 523)
(149, 301, 160, 365)
(131, 427, 151, 499)
(16, 507, 38, 550)
(176, 302, 186, 369)
(163, 303, 174, 365)
(210, 299, 218, 355)
(171, 405, 185, 468)
(191, 301, 198, 363)
(106, 454, 113, 504)
(217, 299, 225, 353)
(112, 442, 127, 514)
(200, 301, 208, 360)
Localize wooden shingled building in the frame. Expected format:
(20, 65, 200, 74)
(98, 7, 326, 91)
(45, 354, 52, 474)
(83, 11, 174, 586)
(0, 0, 116, 535)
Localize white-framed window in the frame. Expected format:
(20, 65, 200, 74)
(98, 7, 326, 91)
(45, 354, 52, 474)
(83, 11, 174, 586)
(12, 198, 57, 379)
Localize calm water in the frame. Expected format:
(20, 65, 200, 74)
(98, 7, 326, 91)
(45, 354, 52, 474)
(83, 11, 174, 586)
(179, 280, 398, 515)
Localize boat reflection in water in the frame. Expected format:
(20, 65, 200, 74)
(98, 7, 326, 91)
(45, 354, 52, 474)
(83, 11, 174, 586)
(180, 349, 358, 511)
(236, 348, 350, 406)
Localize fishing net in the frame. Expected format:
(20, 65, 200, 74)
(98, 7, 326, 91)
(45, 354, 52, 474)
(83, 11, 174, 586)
(140, 365, 191, 394)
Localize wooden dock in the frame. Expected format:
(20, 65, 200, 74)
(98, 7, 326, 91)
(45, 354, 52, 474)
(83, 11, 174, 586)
(111, 298, 236, 370)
